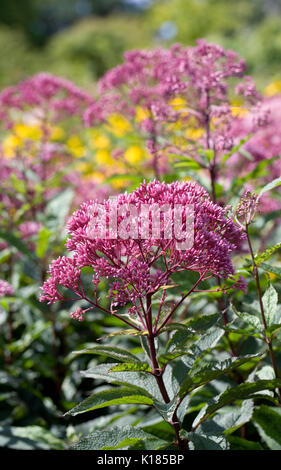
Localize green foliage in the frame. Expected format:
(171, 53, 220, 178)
(70, 426, 167, 450)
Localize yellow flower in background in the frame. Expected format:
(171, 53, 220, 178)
(14, 123, 42, 141)
(169, 97, 186, 110)
(66, 135, 85, 158)
(50, 126, 64, 141)
(89, 129, 110, 150)
(124, 145, 145, 165)
(135, 106, 151, 122)
(2, 134, 22, 158)
(185, 127, 204, 140)
(111, 176, 130, 189)
(95, 149, 116, 166)
(230, 106, 249, 118)
(107, 114, 132, 137)
(264, 80, 281, 97)
(85, 171, 105, 184)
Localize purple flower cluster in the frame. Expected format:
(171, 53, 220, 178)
(40, 180, 244, 322)
(0, 280, 14, 298)
(228, 94, 281, 212)
(83, 40, 261, 178)
(0, 72, 94, 129)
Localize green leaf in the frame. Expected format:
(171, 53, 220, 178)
(82, 363, 163, 401)
(197, 379, 281, 425)
(213, 399, 254, 435)
(70, 426, 166, 450)
(230, 304, 263, 331)
(173, 159, 202, 170)
(182, 430, 229, 450)
(186, 313, 221, 331)
(262, 284, 278, 326)
(35, 227, 52, 258)
(46, 188, 74, 231)
(253, 405, 281, 450)
(166, 326, 195, 352)
(8, 320, 52, 354)
(98, 329, 148, 340)
(158, 350, 193, 367)
(65, 388, 153, 416)
(260, 262, 281, 278)
(191, 326, 224, 355)
(179, 355, 262, 398)
(254, 242, 281, 266)
(0, 425, 64, 450)
(221, 134, 253, 163)
(71, 345, 141, 363)
(153, 396, 179, 422)
(109, 363, 151, 372)
(0, 230, 38, 263)
(228, 436, 263, 450)
(257, 176, 281, 201)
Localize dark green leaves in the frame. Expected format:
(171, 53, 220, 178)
(65, 388, 154, 417)
(195, 379, 281, 427)
(70, 426, 166, 450)
(179, 355, 262, 398)
(253, 405, 281, 450)
(71, 345, 142, 363)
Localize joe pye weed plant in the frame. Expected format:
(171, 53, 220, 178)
(40, 178, 281, 451)
(1, 39, 281, 451)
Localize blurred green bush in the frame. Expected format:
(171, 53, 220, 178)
(1, 0, 281, 90)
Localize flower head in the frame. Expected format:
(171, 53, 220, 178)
(41, 180, 244, 317)
(0, 280, 14, 298)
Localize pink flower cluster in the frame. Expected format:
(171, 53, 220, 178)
(228, 94, 281, 212)
(83, 39, 261, 177)
(0, 72, 94, 129)
(0, 280, 14, 298)
(40, 180, 244, 320)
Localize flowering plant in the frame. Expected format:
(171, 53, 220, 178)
(1, 40, 281, 452)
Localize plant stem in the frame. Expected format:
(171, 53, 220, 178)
(145, 294, 187, 451)
(245, 224, 281, 401)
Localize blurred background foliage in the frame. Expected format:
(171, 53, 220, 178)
(1, 0, 281, 90)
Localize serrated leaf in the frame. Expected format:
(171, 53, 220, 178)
(82, 363, 163, 400)
(153, 396, 179, 421)
(260, 262, 281, 278)
(65, 388, 153, 416)
(70, 426, 166, 450)
(179, 355, 262, 398)
(182, 430, 229, 450)
(253, 405, 281, 450)
(262, 284, 278, 326)
(186, 313, 220, 331)
(109, 362, 151, 372)
(158, 350, 193, 367)
(98, 329, 148, 340)
(254, 243, 281, 266)
(71, 345, 141, 363)
(191, 326, 224, 355)
(228, 436, 263, 450)
(0, 425, 64, 450)
(166, 327, 195, 352)
(231, 304, 263, 331)
(197, 379, 281, 426)
(213, 399, 254, 435)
